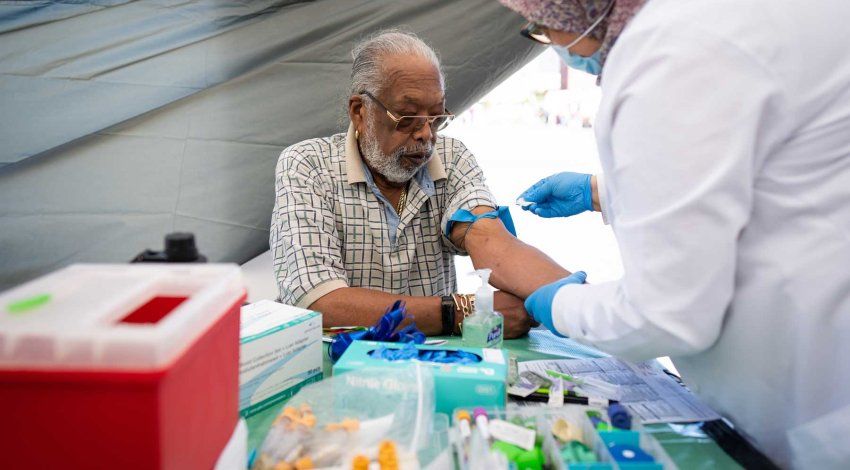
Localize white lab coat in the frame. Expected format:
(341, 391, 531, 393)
(550, 0, 850, 467)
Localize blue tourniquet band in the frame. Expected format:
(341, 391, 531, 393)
(445, 206, 517, 239)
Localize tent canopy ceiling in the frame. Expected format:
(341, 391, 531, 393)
(0, 0, 541, 290)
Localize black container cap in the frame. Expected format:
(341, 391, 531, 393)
(164, 232, 201, 262)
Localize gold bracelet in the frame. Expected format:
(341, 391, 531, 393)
(451, 293, 464, 334)
(460, 294, 473, 317)
(453, 293, 476, 334)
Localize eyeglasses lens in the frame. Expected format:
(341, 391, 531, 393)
(531, 32, 550, 44)
(434, 116, 449, 131)
(396, 117, 420, 132)
(395, 116, 452, 133)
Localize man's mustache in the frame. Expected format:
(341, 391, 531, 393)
(393, 143, 433, 159)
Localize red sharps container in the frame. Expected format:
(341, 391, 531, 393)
(0, 264, 246, 470)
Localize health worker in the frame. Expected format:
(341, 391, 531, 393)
(499, 0, 850, 467)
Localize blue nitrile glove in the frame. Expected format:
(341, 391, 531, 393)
(524, 271, 587, 337)
(517, 172, 593, 218)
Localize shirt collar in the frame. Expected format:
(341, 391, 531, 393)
(344, 122, 447, 185)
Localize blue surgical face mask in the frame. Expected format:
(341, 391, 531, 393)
(553, 45, 603, 76)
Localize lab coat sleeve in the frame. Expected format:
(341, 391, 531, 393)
(596, 173, 610, 225)
(550, 26, 787, 361)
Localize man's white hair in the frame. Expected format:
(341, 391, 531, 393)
(349, 29, 444, 98)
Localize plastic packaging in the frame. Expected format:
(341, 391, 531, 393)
(545, 369, 621, 401)
(369, 343, 481, 364)
(252, 364, 436, 470)
(516, 197, 534, 208)
(462, 269, 504, 348)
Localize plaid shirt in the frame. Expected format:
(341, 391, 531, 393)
(270, 123, 497, 308)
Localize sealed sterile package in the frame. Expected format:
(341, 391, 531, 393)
(252, 363, 435, 470)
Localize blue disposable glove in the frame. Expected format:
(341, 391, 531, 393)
(524, 271, 587, 337)
(517, 172, 593, 218)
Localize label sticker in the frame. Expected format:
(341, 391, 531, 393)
(486, 325, 503, 345)
(589, 396, 609, 407)
(482, 348, 505, 365)
(548, 377, 564, 407)
(489, 419, 536, 450)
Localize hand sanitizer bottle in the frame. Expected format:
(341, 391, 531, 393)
(462, 269, 504, 349)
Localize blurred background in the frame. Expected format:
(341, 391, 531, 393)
(445, 49, 622, 293)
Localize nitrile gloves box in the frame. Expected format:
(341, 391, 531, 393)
(239, 300, 322, 417)
(332, 341, 507, 415)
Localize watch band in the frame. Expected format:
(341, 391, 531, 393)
(440, 295, 456, 336)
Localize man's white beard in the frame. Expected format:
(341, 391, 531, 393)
(360, 118, 434, 183)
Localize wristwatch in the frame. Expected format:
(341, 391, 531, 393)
(440, 295, 456, 336)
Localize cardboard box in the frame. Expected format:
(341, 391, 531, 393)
(239, 300, 322, 416)
(333, 341, 508, 415)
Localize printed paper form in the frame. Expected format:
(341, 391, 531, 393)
(517, 357, 720, 424)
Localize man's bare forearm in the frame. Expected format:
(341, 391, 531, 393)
(309, 287, 443, 335)
(452, 207, 571, 298)
(468, 230, 570, 298)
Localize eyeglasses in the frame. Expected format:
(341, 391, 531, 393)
(361, 91, 454, 134)
(519, 0, 615, 48)
(520, 22, 551, 45)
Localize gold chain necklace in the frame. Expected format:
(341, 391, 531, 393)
(396, 186, 407, 215)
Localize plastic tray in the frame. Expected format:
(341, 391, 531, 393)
(452, 405, 678, 470)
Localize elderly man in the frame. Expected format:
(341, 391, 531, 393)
(270, 30, 573, 337)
